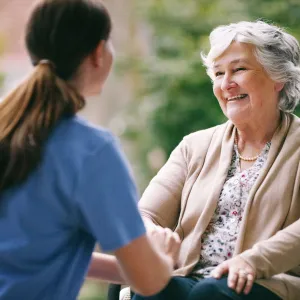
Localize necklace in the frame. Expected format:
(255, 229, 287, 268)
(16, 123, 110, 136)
(234, 136, 259, 162)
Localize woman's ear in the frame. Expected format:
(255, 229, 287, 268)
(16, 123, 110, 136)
(275, 82, 284, 92)
(90, 40, 106, 68)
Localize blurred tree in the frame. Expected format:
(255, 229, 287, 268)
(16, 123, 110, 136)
(120, 0, 248, 188)
(119, 0, 300, 189)
(244, 0, 300, 116)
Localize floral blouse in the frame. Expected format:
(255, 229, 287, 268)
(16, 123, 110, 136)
(191, 141, 271, 278)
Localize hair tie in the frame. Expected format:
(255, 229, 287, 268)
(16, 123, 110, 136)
(38, 59, 56, 69)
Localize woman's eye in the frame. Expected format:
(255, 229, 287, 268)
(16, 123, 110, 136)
(215, 71, 224, 77)
(234, 67, 246, 72)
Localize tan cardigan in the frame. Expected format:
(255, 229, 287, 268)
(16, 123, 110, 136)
(139, 113, 300, 300)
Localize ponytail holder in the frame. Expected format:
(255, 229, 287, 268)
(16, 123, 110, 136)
(38, 59, 56, 70)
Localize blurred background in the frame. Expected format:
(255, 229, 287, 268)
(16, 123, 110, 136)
(0, 0, 300, 299)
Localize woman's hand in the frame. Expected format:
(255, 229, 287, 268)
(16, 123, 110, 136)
(147, 224, 181, 268)
(211, 256, 256, 295)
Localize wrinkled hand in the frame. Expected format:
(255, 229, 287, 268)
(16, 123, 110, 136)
(211, 256, 256, 295)
(147, 225, 181, 268)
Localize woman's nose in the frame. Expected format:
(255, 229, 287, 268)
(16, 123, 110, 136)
(221, 74, 237, 91)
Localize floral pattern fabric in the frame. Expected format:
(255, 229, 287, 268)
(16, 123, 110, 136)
(191, 141, 271, 278)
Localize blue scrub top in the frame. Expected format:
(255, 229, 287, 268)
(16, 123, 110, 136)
(0, 116, 146, 300)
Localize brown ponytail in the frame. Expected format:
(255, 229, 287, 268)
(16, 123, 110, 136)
(0, 63, 84, 190)
(0, 0, 111, 191)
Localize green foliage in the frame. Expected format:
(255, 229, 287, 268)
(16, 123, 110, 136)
(79, 281, 107, 299)
(244, 0, 300, 116)
(0, 73, 4, 88)
(120, 0, 300, 189)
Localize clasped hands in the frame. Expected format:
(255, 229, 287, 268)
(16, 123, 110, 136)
(146, 224, 181, 268)
(146, 222, 257, 295)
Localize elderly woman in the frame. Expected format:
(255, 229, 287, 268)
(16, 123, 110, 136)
(132, 21, 300, 300)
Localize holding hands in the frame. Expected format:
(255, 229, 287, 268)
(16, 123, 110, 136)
(145, 219, 181, 268)
(211, 256, 256, 295)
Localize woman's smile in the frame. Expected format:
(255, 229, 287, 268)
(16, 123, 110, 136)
(227, 94, 248, 102)
(212, 42, 281, 127)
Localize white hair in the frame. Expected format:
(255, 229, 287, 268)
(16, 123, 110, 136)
(202, 21, 300, 112)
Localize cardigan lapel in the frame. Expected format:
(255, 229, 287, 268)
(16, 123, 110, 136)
(181, 122, 236, 267)
(234, 113, 292, 255)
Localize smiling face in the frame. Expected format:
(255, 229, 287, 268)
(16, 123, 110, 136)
(212, 42, 283, 127)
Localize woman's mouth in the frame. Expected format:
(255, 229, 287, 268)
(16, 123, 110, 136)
(227, 94, 248, 102)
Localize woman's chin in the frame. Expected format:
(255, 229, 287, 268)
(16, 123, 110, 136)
(226, 110, 250, 125)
